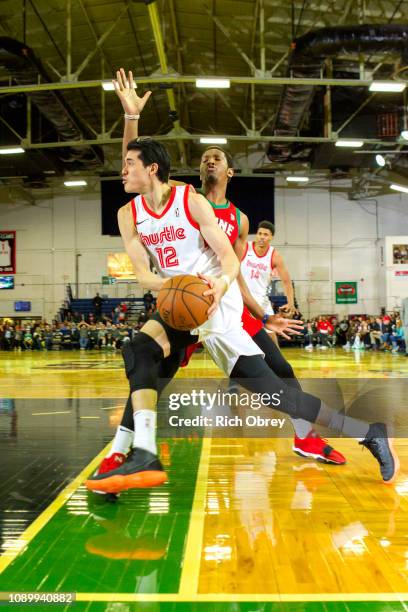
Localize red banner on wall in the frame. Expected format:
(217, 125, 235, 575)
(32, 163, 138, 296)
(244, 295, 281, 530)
(0, 231, 16, 274)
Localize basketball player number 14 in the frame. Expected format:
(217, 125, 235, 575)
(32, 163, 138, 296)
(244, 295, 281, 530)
(155, 247, 179, 268)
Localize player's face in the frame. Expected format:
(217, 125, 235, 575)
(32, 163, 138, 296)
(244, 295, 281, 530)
(122, 150, 155, 193)
(255, 227, 273, 247)
(200, 149, 231, 184)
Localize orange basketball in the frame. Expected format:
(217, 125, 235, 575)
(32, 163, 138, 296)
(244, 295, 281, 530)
(157, 274, 214, 331)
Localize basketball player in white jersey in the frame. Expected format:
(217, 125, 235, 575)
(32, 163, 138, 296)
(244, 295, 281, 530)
(86, 133, 398, 493)
(241, 221, 295, 318)
(90, 69, 345, 477)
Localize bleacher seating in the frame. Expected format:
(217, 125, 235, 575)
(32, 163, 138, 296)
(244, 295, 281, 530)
(69, 298, 145, 319)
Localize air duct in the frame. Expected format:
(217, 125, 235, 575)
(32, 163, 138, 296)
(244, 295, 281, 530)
(268, 25, 408, 162)
(0, 37, 103, 168)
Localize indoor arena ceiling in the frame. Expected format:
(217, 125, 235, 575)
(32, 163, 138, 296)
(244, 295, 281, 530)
(1, 0, 408, 198)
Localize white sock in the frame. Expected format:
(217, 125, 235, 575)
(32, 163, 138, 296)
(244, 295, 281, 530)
(133, 409, 157, 455)
(110, 425, 133, 456)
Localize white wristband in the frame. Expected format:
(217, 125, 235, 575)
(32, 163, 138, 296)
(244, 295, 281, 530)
(124, 113, 140, 120)
(220, 274, 230, 290)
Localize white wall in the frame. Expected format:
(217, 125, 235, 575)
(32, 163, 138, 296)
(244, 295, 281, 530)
(255, 183, 408, 318)
(1, 182, 408, 320)
(0, 188, 142, 321)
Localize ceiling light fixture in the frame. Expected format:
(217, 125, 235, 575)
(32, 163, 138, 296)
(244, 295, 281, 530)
(400, 130, 408, 140)
(0, 147, 25, 155)
(199, 137, 228, 144)
(64, 180, 88, 187)
(390, 183, 408, 194)
(375, 154, 386, 167)
(196, 78, 230, 89)
(335, 140, 364, 148)
(369, 81, 406, 93)
(286, 176, 309, 182)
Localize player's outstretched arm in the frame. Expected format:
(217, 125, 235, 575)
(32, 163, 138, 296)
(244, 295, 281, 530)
(188, 191, 240, 316)
(117, 204, 166, 292)
(273, 250, 296, 315)
(114, 68, 152, 164)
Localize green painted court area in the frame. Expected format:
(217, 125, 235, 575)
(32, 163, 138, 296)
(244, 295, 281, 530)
(0, 439, 201, 596)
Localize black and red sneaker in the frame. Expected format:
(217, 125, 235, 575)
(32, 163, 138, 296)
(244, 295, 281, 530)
(293, 430, 346, 465)
(86, 448, 167, 494)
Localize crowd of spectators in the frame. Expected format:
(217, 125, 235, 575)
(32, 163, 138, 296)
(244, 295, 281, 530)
(0, 302, 157, 352)
(302, 313, 407, 354)
(1, 304, 406, 355)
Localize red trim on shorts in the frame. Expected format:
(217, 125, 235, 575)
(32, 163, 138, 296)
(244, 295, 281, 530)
(241, 241, 249, 261)
(252, 241, 270, 259)
(183, 184, 200, 230)
(141, 186, 176, 219)
(131, 198, 137, 227)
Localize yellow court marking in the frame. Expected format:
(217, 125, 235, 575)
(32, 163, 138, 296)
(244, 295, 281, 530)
(32, 411, 72, 416)
(71, 593, 408, 602)
(178, 436, 212, 596)
(0, 443, 111, 575)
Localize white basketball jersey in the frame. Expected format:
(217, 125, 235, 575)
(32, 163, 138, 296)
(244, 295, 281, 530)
(131, 185, 220, 279)
(241, 241, 275, 309)
(0, 240, 11, 266)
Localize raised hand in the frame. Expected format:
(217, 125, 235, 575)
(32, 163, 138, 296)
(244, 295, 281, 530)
(265, 314, 303, 340)
(113, 68, 152, 116)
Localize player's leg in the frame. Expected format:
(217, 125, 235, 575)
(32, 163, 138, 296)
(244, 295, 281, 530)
(252, 328, 346, 465)
(229, 352, 398, 482)
(86, 315, 197, 493)
(203, 327, 398, 483)
(93, 349, 184, 479)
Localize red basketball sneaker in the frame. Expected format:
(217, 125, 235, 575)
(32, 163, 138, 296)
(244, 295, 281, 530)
(293, 430, 346, 465)
(97, 452, 127, 474)
(90, 452, 127, 498)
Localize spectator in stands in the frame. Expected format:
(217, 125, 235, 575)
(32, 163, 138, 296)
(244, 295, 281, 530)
(380, 315, 393, 350)
(368, 317, 381, 349)
(78, 321, 90, 350)
(304, 320, 316, 351)
(143, 290, 155, 311)
(119, 302, 128, 323)
(97, 323, 107, 349)
(32, 326, 43, 350)
(23, 328, 33, 350)
(335, 317, 349, 347)
(316, 316, 333, 350)
(137, 310, 149, 329)
(147, 302, 157, 318)
(44, 325, 53, 350)
(52, 325, 63, 349)
(391, 320, 405, 353)
(92, 292, 103, 321)
(88, 325, 98, 349)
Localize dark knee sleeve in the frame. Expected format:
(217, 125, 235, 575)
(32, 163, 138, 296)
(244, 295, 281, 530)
(252, 329, 300, 389)
(230, 355, 320, 423)
(120, 348, 183, 430)
(157, 350, 183, 396)
(122, 332, 164, 393)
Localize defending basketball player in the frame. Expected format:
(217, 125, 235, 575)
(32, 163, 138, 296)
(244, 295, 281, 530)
(85, 77, 399, 493)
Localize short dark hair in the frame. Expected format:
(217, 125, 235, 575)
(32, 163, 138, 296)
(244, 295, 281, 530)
(127, 138, 171, 183)
(202, 146, 234, 169)
(258, 220, 275, 235)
